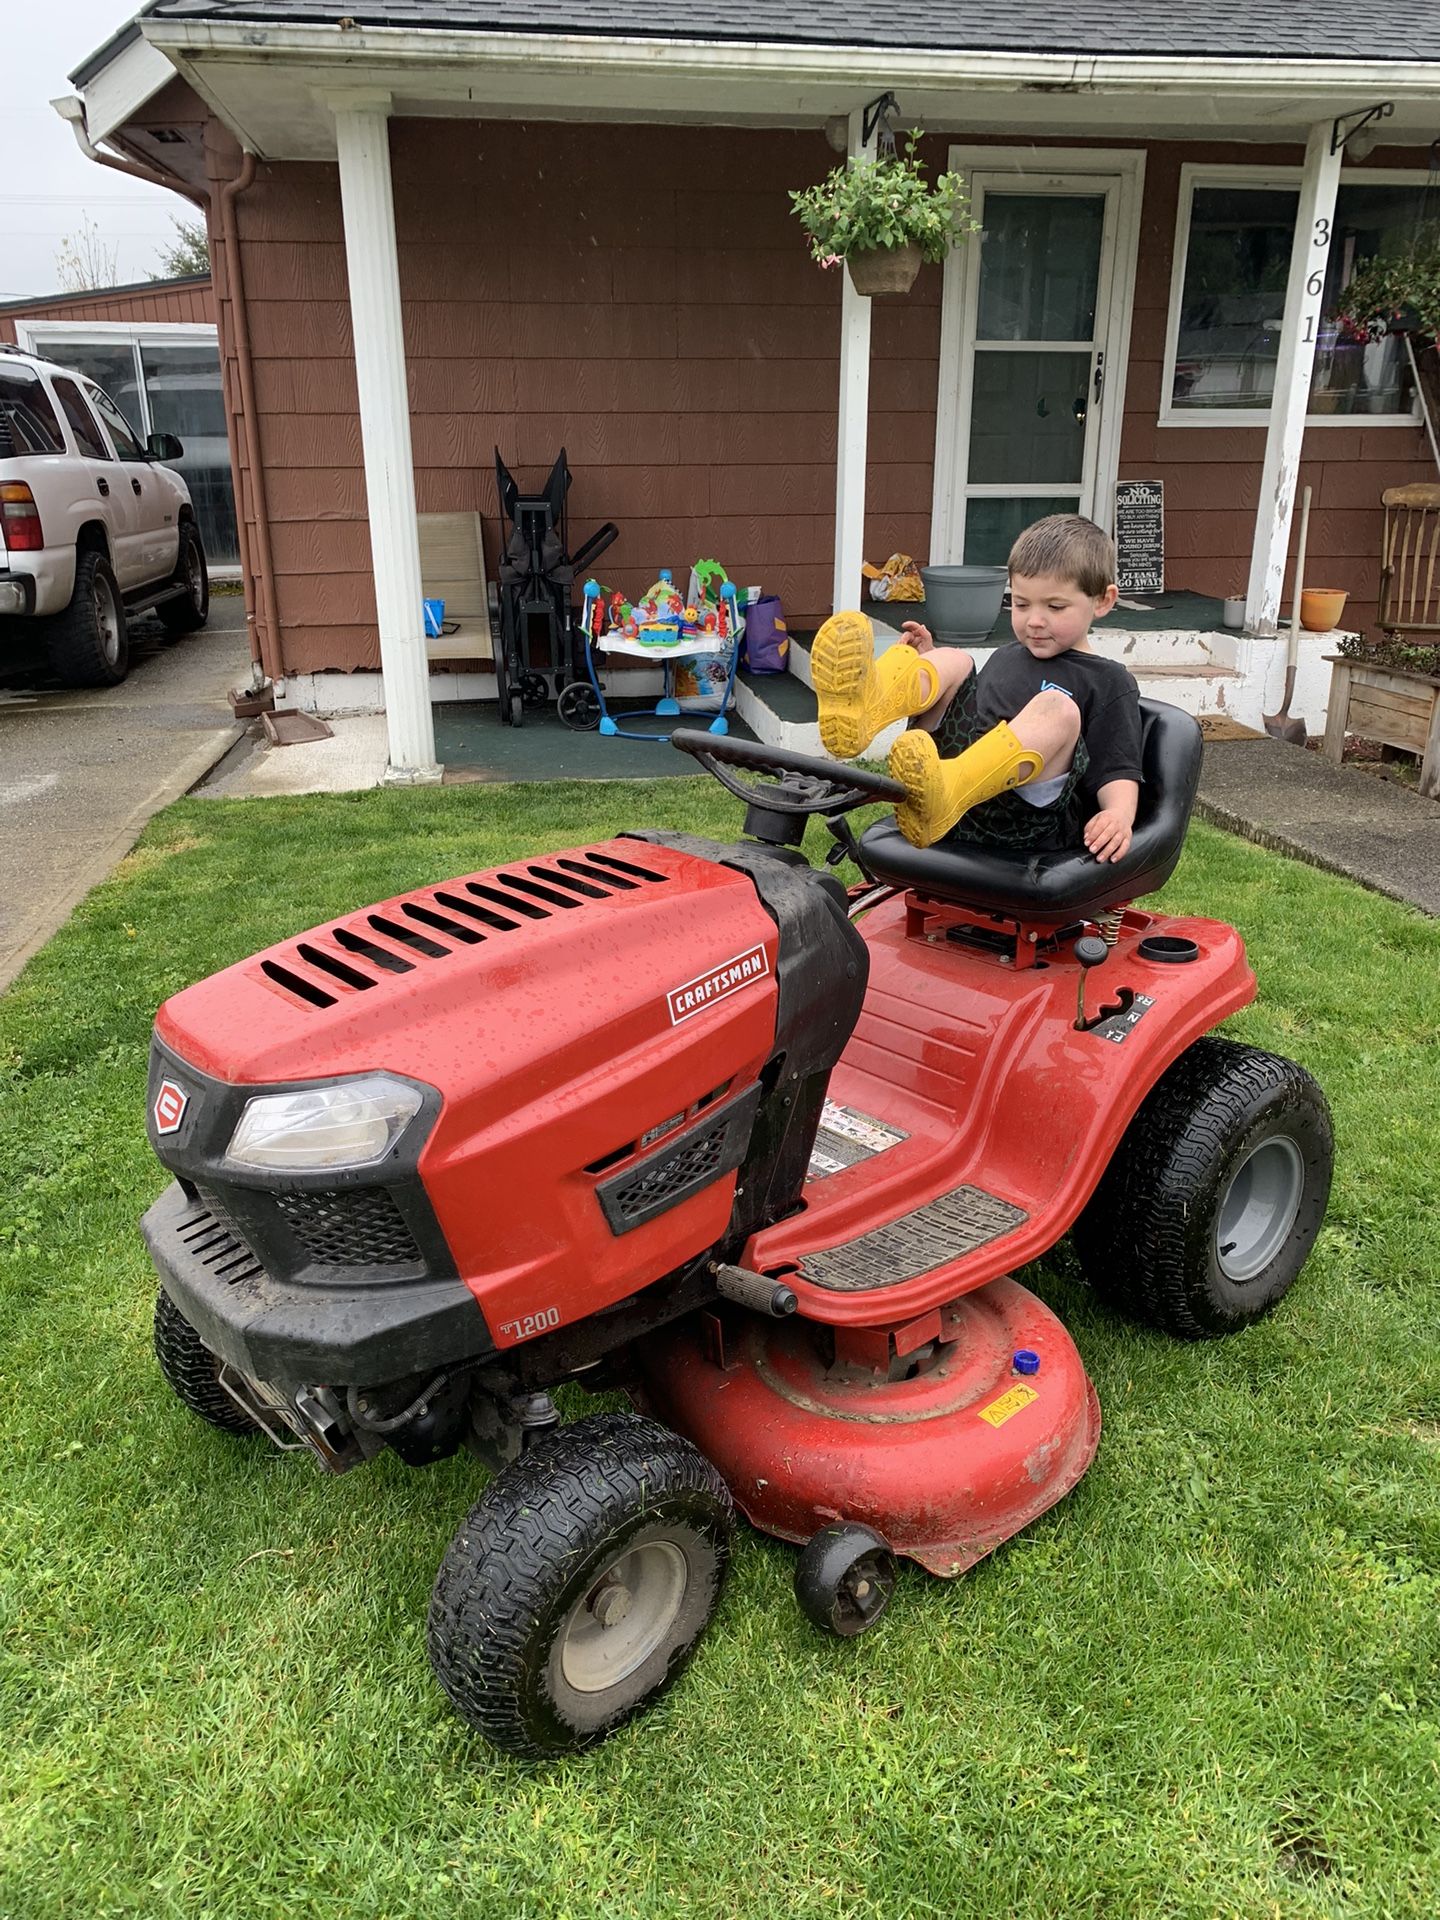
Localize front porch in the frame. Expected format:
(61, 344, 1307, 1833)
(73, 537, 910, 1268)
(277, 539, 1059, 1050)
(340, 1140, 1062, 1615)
(71, 11, 1440, 781)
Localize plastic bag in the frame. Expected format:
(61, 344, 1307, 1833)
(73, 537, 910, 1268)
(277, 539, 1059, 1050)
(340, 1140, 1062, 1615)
(861, 553, 925, 603)
(741, 595, 789, 674)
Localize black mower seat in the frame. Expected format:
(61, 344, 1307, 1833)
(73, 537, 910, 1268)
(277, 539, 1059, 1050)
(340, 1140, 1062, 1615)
(858, 698, 1202, 924)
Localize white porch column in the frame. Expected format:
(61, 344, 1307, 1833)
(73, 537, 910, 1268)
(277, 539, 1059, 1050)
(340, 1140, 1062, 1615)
(1244, 120, 1342, 636)
(832, 108, 878, 617)
(329, 89, 440, 782)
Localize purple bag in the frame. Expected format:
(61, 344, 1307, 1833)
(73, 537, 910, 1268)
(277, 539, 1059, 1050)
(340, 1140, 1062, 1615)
(742, 596, 789, 674)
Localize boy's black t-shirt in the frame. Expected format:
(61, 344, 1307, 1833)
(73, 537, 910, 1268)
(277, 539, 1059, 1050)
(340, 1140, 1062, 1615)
(973, 643, 1143, 802)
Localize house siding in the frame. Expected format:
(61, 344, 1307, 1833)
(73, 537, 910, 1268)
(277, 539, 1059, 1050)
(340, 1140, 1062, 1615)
(206, 118, 1430, 678)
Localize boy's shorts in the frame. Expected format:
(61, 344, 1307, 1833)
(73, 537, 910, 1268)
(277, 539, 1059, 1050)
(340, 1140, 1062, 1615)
(919, 671, 1090, 853)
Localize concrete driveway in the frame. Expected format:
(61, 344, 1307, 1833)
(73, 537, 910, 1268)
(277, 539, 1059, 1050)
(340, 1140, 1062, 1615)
(0, 595, 249, 992)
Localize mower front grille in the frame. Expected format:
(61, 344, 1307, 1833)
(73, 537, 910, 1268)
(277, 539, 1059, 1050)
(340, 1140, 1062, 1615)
(180, 1194, 265, 1286)
(256, 852, 671, 1010)
(595, 1084, 761, 1236)
(273, 1187, 421, 1267)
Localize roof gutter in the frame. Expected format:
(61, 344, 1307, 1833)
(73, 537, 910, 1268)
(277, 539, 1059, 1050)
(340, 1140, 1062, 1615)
(137, 17, 1440, 105)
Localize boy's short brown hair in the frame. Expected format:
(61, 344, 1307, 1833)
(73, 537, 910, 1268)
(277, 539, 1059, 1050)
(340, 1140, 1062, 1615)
(1008, 514, 1116, 598)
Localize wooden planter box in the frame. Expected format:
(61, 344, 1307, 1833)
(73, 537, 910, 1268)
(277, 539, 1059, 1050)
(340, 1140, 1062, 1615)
(1323, 654, 1440, 799)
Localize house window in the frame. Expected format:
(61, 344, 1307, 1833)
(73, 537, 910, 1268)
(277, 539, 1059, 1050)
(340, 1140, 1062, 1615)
(1163, 171, 1431, 425)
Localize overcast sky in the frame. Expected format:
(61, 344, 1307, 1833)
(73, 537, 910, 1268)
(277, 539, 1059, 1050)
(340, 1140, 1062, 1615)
(2, 4, 196, 302)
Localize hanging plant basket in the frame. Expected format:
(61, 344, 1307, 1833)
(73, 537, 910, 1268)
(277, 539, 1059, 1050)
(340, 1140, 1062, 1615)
(845, 241, 922, 298)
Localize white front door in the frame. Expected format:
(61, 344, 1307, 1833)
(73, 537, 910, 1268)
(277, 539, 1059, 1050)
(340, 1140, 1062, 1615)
(932, 160, 1141, 567)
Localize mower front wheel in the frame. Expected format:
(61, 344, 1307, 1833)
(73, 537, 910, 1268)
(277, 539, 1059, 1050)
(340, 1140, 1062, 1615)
(1072, 1036, 1333, 1340)
(795, 1523, 897, 1637)
(427, 1413, 733, 1758)
(153, 1288, 261, 1437)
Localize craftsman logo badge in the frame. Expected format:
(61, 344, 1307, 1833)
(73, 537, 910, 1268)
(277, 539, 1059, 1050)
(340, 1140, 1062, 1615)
(153, 1078, 189, 1136)
(667, 945, 769, 1024)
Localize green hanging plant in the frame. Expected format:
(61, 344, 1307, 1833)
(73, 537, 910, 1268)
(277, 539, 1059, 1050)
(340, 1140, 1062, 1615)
(789, 133, 977, 271)
(1332, 241, 1440, 343)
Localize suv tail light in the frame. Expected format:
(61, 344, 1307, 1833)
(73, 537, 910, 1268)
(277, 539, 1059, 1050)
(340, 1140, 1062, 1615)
(0, 483, 43, 552)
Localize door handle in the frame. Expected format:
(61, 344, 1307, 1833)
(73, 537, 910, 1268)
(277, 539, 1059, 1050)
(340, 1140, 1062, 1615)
(96, 477, 109, 496)
(131, 478, 142, 496)
(1093, 352, 1106, 402)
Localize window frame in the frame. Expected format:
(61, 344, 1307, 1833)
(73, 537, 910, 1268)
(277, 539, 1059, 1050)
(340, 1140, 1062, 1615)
(1160, 161, 1432, 430)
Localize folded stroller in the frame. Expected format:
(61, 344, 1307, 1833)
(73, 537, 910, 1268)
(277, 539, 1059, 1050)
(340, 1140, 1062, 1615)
(493, 449, 618, 728)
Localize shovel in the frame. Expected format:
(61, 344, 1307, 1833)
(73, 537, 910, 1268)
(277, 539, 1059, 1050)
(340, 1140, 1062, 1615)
(1264, 484, 1311, 745)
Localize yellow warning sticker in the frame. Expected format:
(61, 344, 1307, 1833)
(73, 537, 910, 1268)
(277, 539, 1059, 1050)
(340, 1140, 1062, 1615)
(977, 1384, 1039, 1427)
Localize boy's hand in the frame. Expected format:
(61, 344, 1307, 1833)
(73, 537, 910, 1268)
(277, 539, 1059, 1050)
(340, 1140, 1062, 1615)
(1084, 809, 1133, 863)
(899, 620, 935, 652)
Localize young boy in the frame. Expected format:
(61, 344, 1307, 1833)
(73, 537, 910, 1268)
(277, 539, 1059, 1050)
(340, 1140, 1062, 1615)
(813, 514, 1142, 862)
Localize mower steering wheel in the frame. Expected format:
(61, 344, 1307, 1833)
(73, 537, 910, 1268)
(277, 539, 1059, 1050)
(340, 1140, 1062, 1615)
(669, 728, 905, 818)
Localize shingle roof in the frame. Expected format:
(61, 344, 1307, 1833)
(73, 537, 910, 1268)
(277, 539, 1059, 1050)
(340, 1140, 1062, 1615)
(133, 0, 1440, 64)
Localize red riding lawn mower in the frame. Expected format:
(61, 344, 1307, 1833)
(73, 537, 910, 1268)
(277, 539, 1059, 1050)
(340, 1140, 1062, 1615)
(141, 704, 1333, 1759)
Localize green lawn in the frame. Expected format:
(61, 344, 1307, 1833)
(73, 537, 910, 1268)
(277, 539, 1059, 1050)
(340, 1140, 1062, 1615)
(1, 780, 1437, 1920)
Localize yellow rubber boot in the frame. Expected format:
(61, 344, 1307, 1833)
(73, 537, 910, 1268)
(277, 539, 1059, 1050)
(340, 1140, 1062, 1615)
(887, 722, 1046, 848)
(812, 612, 940, 760)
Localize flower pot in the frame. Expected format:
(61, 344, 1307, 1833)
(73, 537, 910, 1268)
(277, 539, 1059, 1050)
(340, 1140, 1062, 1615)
(846, 242, 922, 297)
(919, 565, 1008, 640)
(1300, 588, 1348, 632)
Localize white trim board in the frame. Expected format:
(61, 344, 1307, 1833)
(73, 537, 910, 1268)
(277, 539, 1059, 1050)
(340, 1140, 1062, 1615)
(930, 146, 1145, 565)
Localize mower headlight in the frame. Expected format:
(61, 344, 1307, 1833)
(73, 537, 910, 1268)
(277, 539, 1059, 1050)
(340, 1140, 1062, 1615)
(226, 1076, 425, 1173)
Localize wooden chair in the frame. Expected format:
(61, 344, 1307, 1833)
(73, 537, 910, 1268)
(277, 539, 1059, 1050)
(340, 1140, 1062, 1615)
(1321, 483, 1440, 798)
(418, 511, 493, 664)
(1378, 482, 1440, 638)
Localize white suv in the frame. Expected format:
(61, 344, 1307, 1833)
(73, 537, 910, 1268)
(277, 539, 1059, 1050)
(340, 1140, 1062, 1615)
(0, 346, 209, 686)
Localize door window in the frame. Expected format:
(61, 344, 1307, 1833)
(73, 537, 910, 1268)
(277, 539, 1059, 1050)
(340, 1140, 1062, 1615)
(86, 382, 147, 460)
(51, 376, 111, 460)
(954, 183, 1116, 565)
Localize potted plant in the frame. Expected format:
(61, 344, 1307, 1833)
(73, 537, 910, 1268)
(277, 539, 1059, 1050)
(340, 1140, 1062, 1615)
(789, 133, 977, 297)
(1332, 242, 1440, 422)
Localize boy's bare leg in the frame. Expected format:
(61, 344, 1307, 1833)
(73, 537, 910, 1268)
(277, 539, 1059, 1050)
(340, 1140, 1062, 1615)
(1007, 688, 1081, 772)
(906, 647, 973, 732)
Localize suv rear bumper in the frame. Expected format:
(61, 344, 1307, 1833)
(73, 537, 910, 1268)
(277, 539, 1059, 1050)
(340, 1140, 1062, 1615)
(0, 572, 33, 616)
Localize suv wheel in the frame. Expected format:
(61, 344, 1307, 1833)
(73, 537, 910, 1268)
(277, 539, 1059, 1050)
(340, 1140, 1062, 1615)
(158, 523, 209, 637)
(47, 549, 129, 687)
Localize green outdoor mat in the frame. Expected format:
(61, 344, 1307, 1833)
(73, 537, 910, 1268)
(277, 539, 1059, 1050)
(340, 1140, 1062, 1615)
(435, 699, 757, 781)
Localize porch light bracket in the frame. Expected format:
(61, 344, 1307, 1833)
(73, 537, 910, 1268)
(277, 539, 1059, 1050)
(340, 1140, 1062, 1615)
(862, 91, 900, 156)
(1331, 101, 1394, 155)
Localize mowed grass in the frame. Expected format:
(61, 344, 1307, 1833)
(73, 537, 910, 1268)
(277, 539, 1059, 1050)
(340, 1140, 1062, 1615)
(1, 778, 1437, 1920)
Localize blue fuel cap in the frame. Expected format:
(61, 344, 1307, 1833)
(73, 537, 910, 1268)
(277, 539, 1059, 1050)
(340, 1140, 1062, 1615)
(1013, 1349, 1040, 1375)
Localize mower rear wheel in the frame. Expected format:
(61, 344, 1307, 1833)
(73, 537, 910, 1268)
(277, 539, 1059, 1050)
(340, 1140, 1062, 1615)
(152, 1288, 261, 1436)
(1072, 1036, 1333, 1340)
(427, 1413, 733, 1758)
(795, 1523, 897, 1637)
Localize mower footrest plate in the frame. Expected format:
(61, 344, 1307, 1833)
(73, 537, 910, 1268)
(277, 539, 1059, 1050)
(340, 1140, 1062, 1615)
(799, 1184, 1029, 1292)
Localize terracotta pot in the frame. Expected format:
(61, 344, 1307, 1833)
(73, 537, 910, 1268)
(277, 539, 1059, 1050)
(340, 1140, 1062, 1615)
(1300, 588, 1348, 632)
(845, 241, 922, 297)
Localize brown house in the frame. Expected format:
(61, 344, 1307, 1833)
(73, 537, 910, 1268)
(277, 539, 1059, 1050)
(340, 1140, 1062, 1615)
(64, 1, 1440, 778)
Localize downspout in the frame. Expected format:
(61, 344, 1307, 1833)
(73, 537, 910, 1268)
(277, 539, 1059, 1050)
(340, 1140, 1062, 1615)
(217, 152, 283, 687)
(55, 99, 280, 687)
